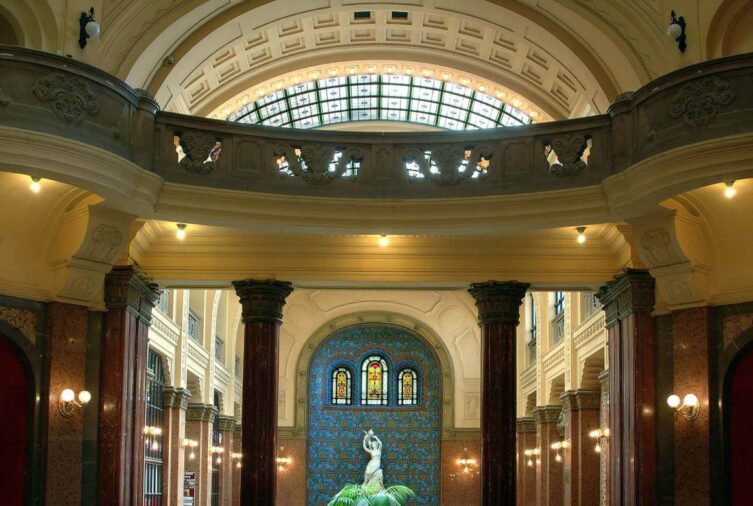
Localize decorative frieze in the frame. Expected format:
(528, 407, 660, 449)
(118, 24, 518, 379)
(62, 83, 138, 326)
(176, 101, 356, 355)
(574, 314, 606, 348)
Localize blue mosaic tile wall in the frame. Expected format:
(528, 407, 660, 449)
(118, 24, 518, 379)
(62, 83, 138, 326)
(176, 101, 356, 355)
(307, 324, 441, 505)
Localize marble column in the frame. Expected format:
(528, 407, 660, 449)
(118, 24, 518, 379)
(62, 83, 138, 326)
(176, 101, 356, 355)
(186, 403, 218, 506)
(217, 415, 236, 506)
(45, 302, 89, 506)
(232, 280, 293, 506)
(468, 281, 529, 506)
(98, 266, 159, 506)
(560, 391, 601, 506)
(162, 387, 191, 506)
(233, 424, 242, 506)
(534, 406, 563, 506)
(597, 269, 655, 506)
(517, 417, 537, 506)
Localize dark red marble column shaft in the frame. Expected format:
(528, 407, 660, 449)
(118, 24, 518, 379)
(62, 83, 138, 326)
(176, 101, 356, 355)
(232, 280, 293, 506)
(597, 269, 655, 506)
(98, 266, 159, 506)
(469, 281, 529, 506)
(561, 390, 601, 506)
(517, 418, 537, 505)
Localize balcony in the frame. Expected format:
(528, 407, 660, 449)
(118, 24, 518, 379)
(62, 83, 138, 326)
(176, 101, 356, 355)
(1, 45, 752, 210)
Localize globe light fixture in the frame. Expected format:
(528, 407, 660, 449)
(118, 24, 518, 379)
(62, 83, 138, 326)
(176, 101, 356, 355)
(59, 388, 91, 417)
(667, 10, 687, 53)
(667, 392, 700, 420)
(576, 226, 587, 244)
(79, 8, 101, 49)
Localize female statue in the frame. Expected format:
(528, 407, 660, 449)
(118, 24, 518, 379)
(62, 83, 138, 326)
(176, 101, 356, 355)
(362, 429, 384, 490)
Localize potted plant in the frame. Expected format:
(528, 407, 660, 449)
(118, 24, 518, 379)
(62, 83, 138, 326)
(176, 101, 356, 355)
(327, 484, 415, 506)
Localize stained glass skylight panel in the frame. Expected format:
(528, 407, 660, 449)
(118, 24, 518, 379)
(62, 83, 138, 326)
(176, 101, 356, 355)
(229, 74, 532, 129)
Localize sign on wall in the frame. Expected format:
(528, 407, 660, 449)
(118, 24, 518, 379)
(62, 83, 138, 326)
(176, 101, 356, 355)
(184, 471, 196, 506)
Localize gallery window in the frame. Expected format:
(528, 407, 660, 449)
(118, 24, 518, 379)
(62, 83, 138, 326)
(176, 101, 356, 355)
(397, 368, 419, 405)
(144, 349, 165, 506)
(361, 356, 389, 405)
(331, 367, 352, 405)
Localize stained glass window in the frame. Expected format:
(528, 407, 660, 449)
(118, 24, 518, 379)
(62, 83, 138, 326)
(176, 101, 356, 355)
(361, 356, 389, 405)
(229, 74, 532, 130)
(331, 367, 352, 405)
(397, 368, 419, 405)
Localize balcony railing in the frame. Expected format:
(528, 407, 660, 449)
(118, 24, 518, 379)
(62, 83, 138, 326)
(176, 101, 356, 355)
(1, 46, 752, 201)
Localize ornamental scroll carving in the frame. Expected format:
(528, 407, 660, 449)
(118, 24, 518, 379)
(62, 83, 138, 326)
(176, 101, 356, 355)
(402, 145, 493, 186)
(32, 73, 99, 126)
(79, 224, 123, 263)
(544, 135, 592, 177)
(0, 306, 37, 343)
(273, 144, 362, 185)
(669, 77, 735, 129)
(177, 130, 222, 175)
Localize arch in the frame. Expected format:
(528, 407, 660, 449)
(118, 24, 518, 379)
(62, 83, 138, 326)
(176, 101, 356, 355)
(524, 391, 537, 417)
(548, 373, 565, 405)
(0, 9, 20, 45)
(330, 365, 353, 405)
(186, 370, 203, 403)
(706, 0, 753, 58)
(580, 348, 606, 390)
(723, 336, 753, 503)
(0, 1, 58, 50)
(294, 311, 456, 437)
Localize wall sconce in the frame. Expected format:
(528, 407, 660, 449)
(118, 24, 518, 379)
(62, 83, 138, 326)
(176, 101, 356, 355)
(181, 438, 198, 460)
(58, 388, 91, 417)
(667, 393, 700, 420)
(210, 445, 225, 465)
(523, 447, 541, 467)
(78, 8, 101, 49)
(276, 446, 292, 471)
(456, 447, 478, 474)
(588, 428, 610, 453)
(231, 452, 243, 469)
(667, 10, 687, 53)
(144, 426, 162, 451)
(550, 439, 571, 463)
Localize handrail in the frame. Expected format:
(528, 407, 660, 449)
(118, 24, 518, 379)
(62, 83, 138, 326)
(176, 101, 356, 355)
(1, 45, 751, 200)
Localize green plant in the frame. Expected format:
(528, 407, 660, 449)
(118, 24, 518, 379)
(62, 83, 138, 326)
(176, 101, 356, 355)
(326, 484, 415, 506)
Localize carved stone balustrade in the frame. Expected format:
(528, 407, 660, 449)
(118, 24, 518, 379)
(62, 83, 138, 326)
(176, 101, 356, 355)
(1, 45, 752, 200)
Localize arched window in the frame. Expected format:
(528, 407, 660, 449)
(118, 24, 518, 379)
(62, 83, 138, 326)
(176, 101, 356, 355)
(361, 356, 389, 405)
(331, 367, 352, 405)
(144, 349, 165, 506)
(397, 368, 419, 405)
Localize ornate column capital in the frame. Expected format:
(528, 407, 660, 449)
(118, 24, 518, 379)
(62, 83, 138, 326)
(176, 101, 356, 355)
(560, 390, 601, 412)
(163, 387, 191, 410)
(216, 415, 236, 432)
(232, 279, 293, 324)
(596, 269, 655, 327)
(532, 405, 562, 425)
(598, 370, 609, 391)
(516, 417, 536, 433)
(468, 281, 530, 325)
(186, 403, 218, 423)
(104, 265, 160, 323)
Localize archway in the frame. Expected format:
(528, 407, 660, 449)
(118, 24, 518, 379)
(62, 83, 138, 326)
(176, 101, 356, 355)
(727, 342, 753, 504)
(306, 322, 442, 505)
(0, 334, 31, 505)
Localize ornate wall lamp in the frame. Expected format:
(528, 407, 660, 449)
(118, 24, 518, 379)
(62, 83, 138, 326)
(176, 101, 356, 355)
(667, 393, 700, 420)
(144, 426, 162, 451)
(523, 447, 541, 467)
(210, 445, 225, 465)
(589, 427, 610, 453)
(550, 439, 571, 463)
(58, 388, 91, 417)
(276, 446, 292, 471)
(78, 8, 101, 49)
(181, 438, 198, 460)
(231, 452, 243, 469)
(667, 10, 687, 53)
(456, 447, 478, 474)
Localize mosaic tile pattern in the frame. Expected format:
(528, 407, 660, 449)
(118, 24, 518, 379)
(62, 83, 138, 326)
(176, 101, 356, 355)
(307, 324, 441, 505)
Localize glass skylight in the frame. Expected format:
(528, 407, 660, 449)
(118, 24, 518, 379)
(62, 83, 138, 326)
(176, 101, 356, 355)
(229, 74, 532, 130)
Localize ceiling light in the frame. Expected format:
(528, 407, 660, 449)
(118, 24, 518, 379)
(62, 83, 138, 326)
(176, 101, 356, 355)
(176, 223, 187, 240)
(724, 181, 737, 199)
(576, 226, 587, 244)
(29, 176, 41, 193)
(378, 235, 389, 248)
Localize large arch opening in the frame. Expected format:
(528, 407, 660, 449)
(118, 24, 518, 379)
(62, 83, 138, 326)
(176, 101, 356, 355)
(726, 341, 753, 504)
(306, 322, 442, 505)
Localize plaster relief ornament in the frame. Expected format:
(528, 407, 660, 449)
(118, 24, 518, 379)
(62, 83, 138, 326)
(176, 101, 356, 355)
(177, 130, 222, 174)
(33, 73, 99, 126)
(544, 135, 592, 177)
(669, 76, 735, 129)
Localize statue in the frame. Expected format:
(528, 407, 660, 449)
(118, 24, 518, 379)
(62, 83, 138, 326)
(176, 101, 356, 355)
(362, 429, 384, 490)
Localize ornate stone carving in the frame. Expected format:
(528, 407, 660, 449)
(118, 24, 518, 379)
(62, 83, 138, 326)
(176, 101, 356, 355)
(402, 145, 492, 186)
(216, 414, 237, 432)
(639, 228, 681, 265)
(104, 266, 160, 323)
(532, 405, 562, 424)
(32, 73, 99, 126)
(186, 403, 218, 422)
(273, 144, 362, 185)
(544, 135, 591, 177)
(0, 306, 36, 342)
(596, 269, 655, 327)
(163, 386, 191, 410)
(177, 130, 221, 174)
(80, 224, 123, 263)
(468, 281, 530, 325)
(232, 279, 293, 324)
(669, 76, 736, 129)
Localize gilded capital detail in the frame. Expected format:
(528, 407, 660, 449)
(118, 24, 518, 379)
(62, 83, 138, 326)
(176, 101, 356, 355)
(596, 269, 654, 327)
(468, 281, 530, 325)
(232, 279, 294, 324)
